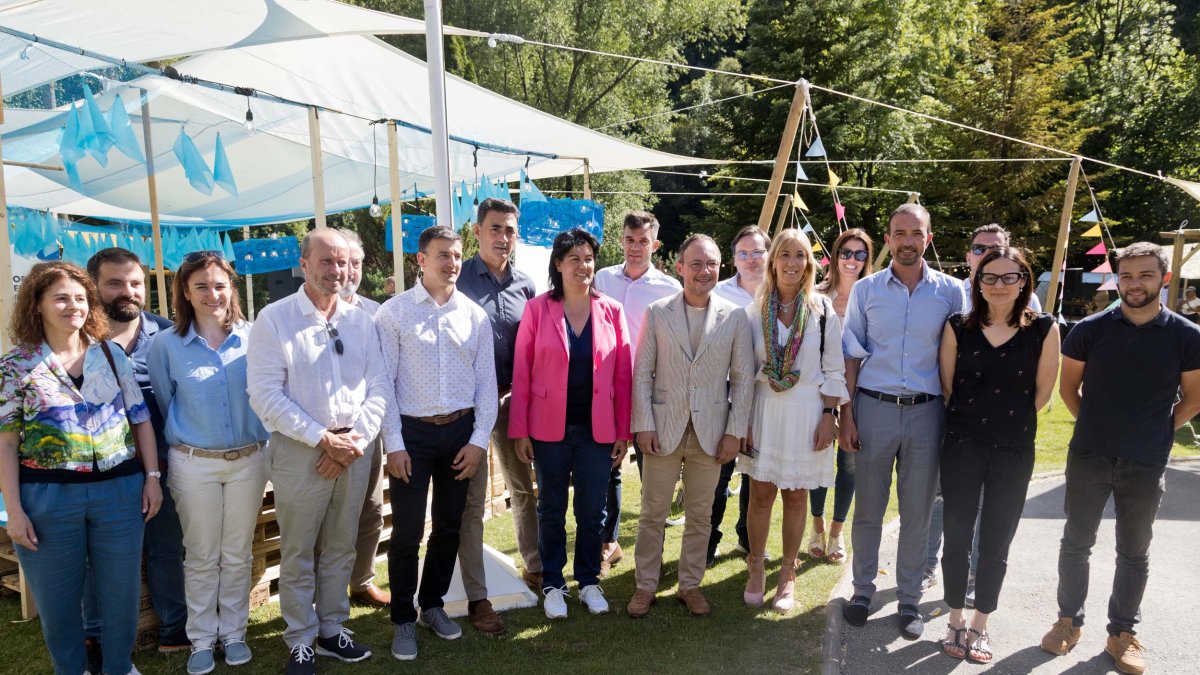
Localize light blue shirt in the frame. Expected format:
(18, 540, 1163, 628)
(148, 322, 269, 449)
(842, 262, 967, 396)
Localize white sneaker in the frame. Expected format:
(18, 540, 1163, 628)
(579, 585, 609, 615)
(544, 587, 569, 619)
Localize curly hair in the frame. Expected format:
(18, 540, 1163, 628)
(10, 262, 109, 348)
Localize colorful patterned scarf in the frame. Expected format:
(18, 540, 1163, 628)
(761, 291, 808, 392)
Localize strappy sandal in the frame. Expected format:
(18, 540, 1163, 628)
(807, 530, 827, 559)
(966, 628, 993, 664)
(941, 624, 967, 660)
(826, 534, 847, 563)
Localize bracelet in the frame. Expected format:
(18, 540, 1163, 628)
(146, 471, 162, 479)
(822, 407, 840, 419)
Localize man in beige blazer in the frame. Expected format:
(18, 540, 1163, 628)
(627, 234, 755, 618)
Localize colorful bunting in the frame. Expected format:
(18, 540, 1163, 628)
(812, 240, 823, 253)
(1085, 242, 1107, 255)
(81, 85, 113, 162)
(834, 202, 846, 223)
(792, 189, 808, 212)
(795, 163, 808, 182)
(212, 133, 237, 197)
(1090, 261, 1112, 274)
(819, 257, 829, 267)
(828, 169, 841, 188)
(520, 170, 547, 203)
(805, 137, 826, 157)
(1097, 278, 1117, 291)
(801, 223, 815, 234)
(59, 105, 86, 163)
(1081, 224, 1102, 237)
(1079, 209, 1100, 223)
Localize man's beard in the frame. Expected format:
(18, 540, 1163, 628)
(339, 279, 360, 300)
(1120, 283, 1162, 309)
(103, 297, 142, 322)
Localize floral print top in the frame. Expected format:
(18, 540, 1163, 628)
(0, 340, 150, 478)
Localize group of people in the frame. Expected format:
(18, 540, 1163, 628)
(0, 197, 1195, 675)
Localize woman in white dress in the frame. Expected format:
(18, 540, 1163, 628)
(740, 228, 848, 612)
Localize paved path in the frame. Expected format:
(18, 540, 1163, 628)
(830, 460, 1200, 674)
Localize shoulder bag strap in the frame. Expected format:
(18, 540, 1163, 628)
(99, 340, 145, 458)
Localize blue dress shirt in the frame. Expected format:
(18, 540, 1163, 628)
(147, 321, 269, 450)
(842, 262, 966, 396)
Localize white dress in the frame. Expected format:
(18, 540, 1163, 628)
(739, 295, 849, 490)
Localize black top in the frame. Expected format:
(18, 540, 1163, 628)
(456, 256, 537, 391)
(945, 313, 1054, 449)
(565, 317, 594, 426)
(1063, 306, 1200, 466)
(68, 372, 84, 390)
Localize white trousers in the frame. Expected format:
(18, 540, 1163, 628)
(169, 446, 269, 648)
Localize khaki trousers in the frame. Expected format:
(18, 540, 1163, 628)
(349, 438, 385, 592)
(634, 423, 722, 592)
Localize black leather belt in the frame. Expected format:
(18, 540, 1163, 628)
(408, 407, 473, 426)
(329, 427, 353, 434)
(858, 388, 939, 406)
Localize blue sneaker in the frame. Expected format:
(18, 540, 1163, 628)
(186, 646, 215, 675)
(222, 639, 252, 666)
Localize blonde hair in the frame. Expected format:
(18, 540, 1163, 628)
(757, 228, 819, 311)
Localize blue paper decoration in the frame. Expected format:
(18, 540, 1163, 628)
(60, 105, 86, 163)
(519, 198, 605, 247)
(519, 170, 547, 204)
(805, 137, 826, 158)
(232, 236, 301, 275)
(212, 133, 237, 197)
(222, 233, 236, 261)
(795, 163, 808, 181)
(172, 128, 214, 195)
(384, 213, 437, 253)
(81, 85, 113, 163)
(108, 95, 145, 164)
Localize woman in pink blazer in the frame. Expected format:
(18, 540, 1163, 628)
(510, 228, 632, 619)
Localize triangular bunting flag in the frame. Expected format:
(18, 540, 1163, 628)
(1097, 278, 1117, 291)
(222, 233, 236, 261)
(792, 189, 808, 212)
(1079, 209, 1100, 223)
(1081, 224, 1102, 237)
(828, 169, 840, 188)
(1085, 242, 1107, 255)
(172, 128, 214, 195)
(74, 100, 96, 161)
(60, 105, 86, 163)
(108, 95, 145, 163)
(81, 85, 113, 162)
(519, 170, 547, 203)
(795, 163, 808, 182)
(812, 240, 823, 252)
(212, 133, 238, 197)
(805, 137, 826, 157)
(1090, 261, 1112, 274)
(801, 223, 815, 234)
(819, 256, 829, 267)
(1057, 314, 1068, 325)
(834, 202, 846, 223)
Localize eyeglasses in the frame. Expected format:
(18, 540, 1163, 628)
(686, 261, 721, 272)
(184, 250, 225, 264)
(325, 322, 344, 355)
(838, 249, 869, 262)
(734, 249, 767, 262)
(979, 272, 1026, 286)
(970, 244, 1002, 256)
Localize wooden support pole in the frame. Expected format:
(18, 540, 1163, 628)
(1168, 232, 1186, 308)
(771, 194, 793, 236)
(582, 158, 592, 200)
(1044, 157, 1083, 313)
(2, 160, 63, 171)
(756, 81, 808, 232)
(243, 225, 255, 320)
(0, 75, 13, 351)
(387, 120, 405, 292)
(308, 107, 327, 229)
(140, 94, 170, 317)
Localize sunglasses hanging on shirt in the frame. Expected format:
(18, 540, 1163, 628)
(325, 322, 344, 355)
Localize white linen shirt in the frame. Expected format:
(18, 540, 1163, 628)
(594, 264, 681, 357)
(374, 281, 498, 453)
(713, 274, 756, 308)
(246, 284, 393, 452)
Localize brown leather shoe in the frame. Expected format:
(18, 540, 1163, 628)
(676, 587, 711, 617)
(522, 569, 544, 590)
(468, 599, 507, 637)
(349, 584, 391, 608)
(626, 588, 657, 618)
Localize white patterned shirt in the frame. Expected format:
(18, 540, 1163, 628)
(594, 263, 681, 358)
(247, 285, 393, 452)
(374, 281, 498, 453)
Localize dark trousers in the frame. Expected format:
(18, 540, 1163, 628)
(535, 424, 611, 590)
(810, 446, 857, 523)
(940, 434, 1035, 614)
(603, 439, 643, 544)
(388, 413, 474, 625)
(1056, 448, 1166, 636)
(708, 459, 750, 555)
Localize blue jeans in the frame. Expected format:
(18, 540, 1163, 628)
(809, 446, 856, 523)
(534, 424, 612, 590)
(15, 473, 145, 675)
(84, 456, 188, 641)
(603, 439, 642, 544)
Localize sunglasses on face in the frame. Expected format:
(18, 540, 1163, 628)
(970, 244, 1002, 256)
(325, 322, 344, 355)
(979, 272, 1026, 286)
(838, 249, 869, 262)
(734, 249, 767, 262)
(184, 250, 225, 264)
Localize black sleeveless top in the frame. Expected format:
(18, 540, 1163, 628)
(945, 312, 1054, 449)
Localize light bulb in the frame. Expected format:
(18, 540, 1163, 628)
(19, 44, 31, 61)
(244, 109, 255, 134)
(369, 196, 383, 219)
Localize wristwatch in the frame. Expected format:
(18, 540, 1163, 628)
(822, 407, 840, 420)
(146, 471, 162, 479)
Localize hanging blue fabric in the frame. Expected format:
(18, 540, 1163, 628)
(60, 106, 86, 163)
(222, 232, 236, 261)
(41, 213, 64, 258)
(232, 236, 301, 275)
(519, 198, 605, 247)
(74, 99, 97, 163)
(81, 85, 113, 164)
(108, 95, 145, 164)
(384, 213, 436, 253)
(519, 170, 547, 204)
(212, 132, 238, 197)
(172, 128, 214, 195)
(10, 208, 39, 257)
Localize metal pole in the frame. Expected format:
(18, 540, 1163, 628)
(756, 81, 808, 232)
(387, 120, 406, 291)
(1045, 157, 1083, 313)
(0, 74, 13, 351)
(140, 94, 170, 317)
(424, 0, 454, 229)
(308, 107, 327, 229)
(583, 158, 592, 200)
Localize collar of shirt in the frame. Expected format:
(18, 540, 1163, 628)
(409, 279, 465, 309)
(464, 254, 517, 285)
(1112, 305, 1169, 328)
(182, 321, 244, 351)
(881, 260, 935, 288)
(296, 283, 356, 321)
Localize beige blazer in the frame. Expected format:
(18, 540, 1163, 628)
(631, 292, 755, 456)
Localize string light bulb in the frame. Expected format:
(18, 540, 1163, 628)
(19, 44, 31, 61)
(244, 108, 255, 134)
(369, 196, 383, 219)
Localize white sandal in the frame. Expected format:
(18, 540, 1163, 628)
(826, 534, 847, 563)
(807, 530, 827, 559)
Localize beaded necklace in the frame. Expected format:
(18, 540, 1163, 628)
(761, 290, 807, 392)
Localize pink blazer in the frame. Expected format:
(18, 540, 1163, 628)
(509, 292, 633, 443)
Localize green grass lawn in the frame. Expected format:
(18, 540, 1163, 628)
(3, 393, 1197, 674)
